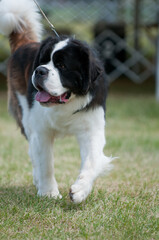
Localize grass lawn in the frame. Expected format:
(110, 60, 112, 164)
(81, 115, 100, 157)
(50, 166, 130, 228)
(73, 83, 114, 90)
(0, 91, 159, 239)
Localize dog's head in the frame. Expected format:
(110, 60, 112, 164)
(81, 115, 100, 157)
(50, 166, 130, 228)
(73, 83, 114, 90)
(32, 36, 102, 106)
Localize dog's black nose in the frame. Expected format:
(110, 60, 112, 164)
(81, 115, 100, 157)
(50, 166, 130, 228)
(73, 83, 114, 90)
(35, 66, 49, 76)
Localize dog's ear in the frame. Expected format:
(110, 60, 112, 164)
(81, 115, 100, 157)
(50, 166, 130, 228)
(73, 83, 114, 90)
(79, 47, 103, 94)
(90, 56, 103, 83)
(78, 47, 90, 94)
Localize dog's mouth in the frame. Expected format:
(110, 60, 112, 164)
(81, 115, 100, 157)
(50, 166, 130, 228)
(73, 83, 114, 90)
(35, 90, 71, 105)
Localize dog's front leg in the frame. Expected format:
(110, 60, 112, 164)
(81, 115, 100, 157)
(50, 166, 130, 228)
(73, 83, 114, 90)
(29, 131, 61, 199)
(70, 126, 112, 204)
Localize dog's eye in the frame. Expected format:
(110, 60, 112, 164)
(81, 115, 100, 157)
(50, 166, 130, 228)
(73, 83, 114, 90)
(57, 63, 66, 70)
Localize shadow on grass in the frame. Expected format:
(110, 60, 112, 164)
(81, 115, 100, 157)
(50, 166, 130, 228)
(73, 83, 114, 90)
(0, 185, 87, 213)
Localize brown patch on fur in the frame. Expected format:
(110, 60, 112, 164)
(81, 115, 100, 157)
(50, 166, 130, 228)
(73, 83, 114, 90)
(9, 19, 39, 53)
(8, 60, 26, 95)
(7, 59, 27, 136)
(7, 42, 40, 137)
(6, 17, 41, 137)
(9, 31, 36, 53)
(8, 83, 26, 136)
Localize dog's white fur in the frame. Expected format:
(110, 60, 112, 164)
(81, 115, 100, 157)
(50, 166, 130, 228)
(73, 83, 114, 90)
(17, 91, 113, 203)
(0, 0, 42, 40)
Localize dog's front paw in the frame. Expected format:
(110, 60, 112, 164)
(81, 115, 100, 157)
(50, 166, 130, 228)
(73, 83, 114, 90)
(69, 179, 92, 204)
(37, 189, 62, 199)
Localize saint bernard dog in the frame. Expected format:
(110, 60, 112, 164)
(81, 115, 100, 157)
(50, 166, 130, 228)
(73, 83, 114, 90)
(0, 0, 113, 203)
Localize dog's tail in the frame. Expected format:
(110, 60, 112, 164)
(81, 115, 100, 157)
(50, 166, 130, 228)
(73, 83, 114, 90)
(0, 0, 43, 53)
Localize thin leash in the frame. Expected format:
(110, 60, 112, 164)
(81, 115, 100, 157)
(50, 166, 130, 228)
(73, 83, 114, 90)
(33, 0, 60, 38)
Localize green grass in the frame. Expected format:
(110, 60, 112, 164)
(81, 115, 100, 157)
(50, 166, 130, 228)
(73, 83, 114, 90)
(0, 91, 159, 239)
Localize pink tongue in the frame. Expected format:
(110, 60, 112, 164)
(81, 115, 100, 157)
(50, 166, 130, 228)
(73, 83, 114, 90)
(35, 91, 69, 103)
(35, 91, 52, 102)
